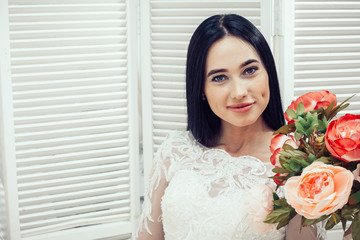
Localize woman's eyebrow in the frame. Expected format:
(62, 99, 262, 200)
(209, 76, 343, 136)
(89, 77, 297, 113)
(207, 68, 227, 78)
(207, 59, 259, 78)
(240, 59, 259, 68)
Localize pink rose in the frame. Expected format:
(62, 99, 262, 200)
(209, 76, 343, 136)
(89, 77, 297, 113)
(285, 162, 354, 219)
(285, 90, 337, 124)
(244, 184, 276, 233)
(270, 134, 299, 167)
(325, 114, 360, 162)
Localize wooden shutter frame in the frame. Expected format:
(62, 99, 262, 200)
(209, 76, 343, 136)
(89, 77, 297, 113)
(0, 0, 21, 239)
(0, 0, 141, 239)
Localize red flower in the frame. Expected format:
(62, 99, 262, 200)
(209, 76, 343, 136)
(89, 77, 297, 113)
(270, 134, 299, 166)
(273, 173, 283, 186)
(285, 90, 337, 123)
(325, 114, 360, 162)
(270, 134, 299, 185)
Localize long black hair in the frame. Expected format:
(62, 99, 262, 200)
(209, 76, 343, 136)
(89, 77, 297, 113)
(186, 14, 285, 147)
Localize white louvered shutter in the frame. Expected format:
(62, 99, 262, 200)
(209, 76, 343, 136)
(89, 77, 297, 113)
(1, 0, 140, 239)
(141, 0, 274, 180)
(293, 0, 360, 114)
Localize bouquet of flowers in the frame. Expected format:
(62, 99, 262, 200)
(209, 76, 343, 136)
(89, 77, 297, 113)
(264, 90, 360, 239)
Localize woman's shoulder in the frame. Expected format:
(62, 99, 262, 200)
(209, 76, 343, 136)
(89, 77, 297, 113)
(159, 130, 198, 150)
(155, 130, 203, 163)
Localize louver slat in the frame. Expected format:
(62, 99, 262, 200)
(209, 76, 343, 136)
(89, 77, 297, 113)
(7, 0, 136, 238)
(294, 1, 360, 115)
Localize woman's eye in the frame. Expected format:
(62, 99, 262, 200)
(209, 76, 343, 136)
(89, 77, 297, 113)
(212, 75, 227, 82)
(244, 66, 258, 75)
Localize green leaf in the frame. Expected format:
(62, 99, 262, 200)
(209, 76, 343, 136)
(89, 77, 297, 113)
(315, 157, 330, 164)
(300, 159, 310, 168)
(328, 94, 355, 120)
(271, 175, 288, 181)
(286, 108, 297, 120)
(298, 117, 308, 128)
(264, 208, 292, 224)
(273, 198, 291, 208)
(341, 94, 356, 104)
(329, 103, 350, 120)
(274, 123, 296, 135)
(318, 116, 328, 133)
(295, 131, 303, 141)
(273, 192, 280, 201)
(272, 167, 292, 174)
(341, 205, 359, 220)
(283, 143, 296, 151)
(283, 163, 293, 172)
(308, 153, 316, 162)
(276, 208, 297, 229)
(295, 121, 306, 135)
(281, 149, 307, 159)
(289, 159, 301, 172)
(279, 156, 288, 167)
(306, 125, 315, 136)
(277, 215, 291, 229)
(336, 103, 350, 113)
(352, 213, 360, 240)
(341, 218, 347, 231)
(296, 102, 305, 115)
(303, 215, 329, 226)
(325, 212, 341, 230)
(324, 101, 336, 116)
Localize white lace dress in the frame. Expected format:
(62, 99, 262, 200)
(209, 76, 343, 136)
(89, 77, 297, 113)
(137, 131, 324, 240)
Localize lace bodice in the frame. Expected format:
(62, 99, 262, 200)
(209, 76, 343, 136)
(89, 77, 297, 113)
(137, 131, 325, 240)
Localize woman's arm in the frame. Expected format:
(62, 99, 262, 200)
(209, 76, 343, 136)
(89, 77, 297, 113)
(137, 177, 167, 240)
(136, 136, 173, 240)
(285, 214, 326, 240)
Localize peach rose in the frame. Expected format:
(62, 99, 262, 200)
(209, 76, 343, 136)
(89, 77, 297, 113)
(270, 134, 299, 166)
(285, 90, 337, 123)
(284, 162, 354, 219)
(244, 184, 276, 233)
(325, 114, 360, 162)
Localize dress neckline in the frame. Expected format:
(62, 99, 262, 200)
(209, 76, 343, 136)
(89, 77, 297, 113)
(186, 131, 273, 165)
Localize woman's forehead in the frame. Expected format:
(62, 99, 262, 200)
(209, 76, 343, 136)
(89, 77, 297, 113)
(206, 36, 262, 69)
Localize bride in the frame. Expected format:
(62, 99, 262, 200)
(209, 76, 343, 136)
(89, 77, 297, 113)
(136, 14, 325, 240)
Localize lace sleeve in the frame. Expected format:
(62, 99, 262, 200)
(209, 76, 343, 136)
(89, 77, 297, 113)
(136, 135, 175, 239)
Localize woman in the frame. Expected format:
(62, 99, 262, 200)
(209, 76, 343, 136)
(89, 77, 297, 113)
(137, 14, 325, 240)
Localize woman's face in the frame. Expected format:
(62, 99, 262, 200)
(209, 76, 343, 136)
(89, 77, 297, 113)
(204, 36, 270, 129)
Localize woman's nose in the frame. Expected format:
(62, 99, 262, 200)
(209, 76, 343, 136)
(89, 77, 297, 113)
(230, 79, 247, 99)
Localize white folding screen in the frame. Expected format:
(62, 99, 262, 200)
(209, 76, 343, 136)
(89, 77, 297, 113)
(1, 0, 360, 239)
(292, 0, 360, 114)
(141, 0, 274, 181)
(1, 0, 140, 239)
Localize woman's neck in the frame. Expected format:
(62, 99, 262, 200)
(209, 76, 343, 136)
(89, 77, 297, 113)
(215, 117, 274, 159)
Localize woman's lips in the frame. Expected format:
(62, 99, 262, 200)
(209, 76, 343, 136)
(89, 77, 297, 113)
(227, 103, 254, 113)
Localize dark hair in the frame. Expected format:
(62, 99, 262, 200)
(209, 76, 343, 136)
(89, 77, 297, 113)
(186, 14, 285, 147)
